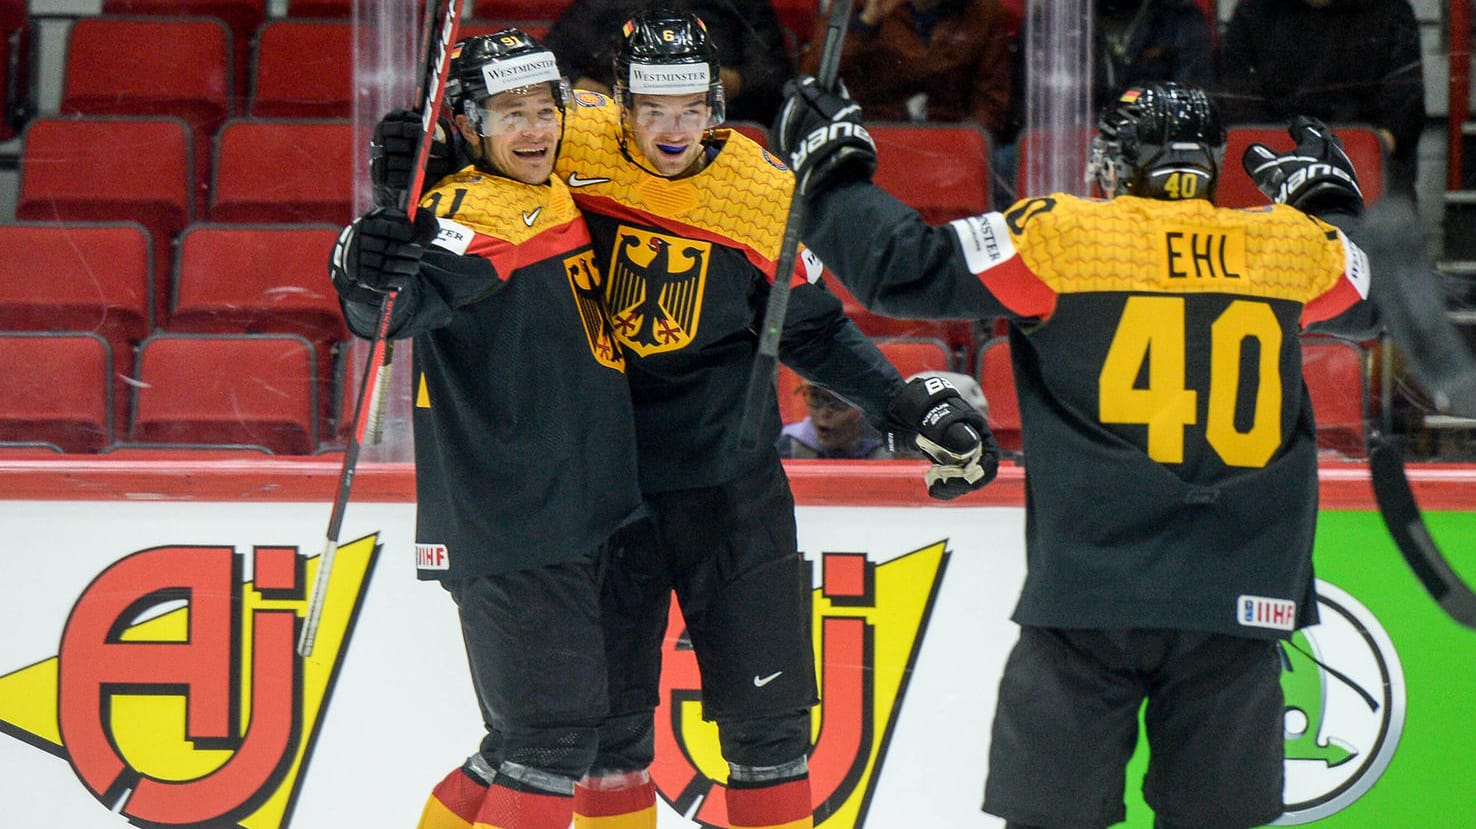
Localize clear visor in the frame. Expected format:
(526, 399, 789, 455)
(468, 83, 567, 136)
(629, 94, 713, 134)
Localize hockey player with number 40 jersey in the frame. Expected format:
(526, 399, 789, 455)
(775, 79, 1377, 829)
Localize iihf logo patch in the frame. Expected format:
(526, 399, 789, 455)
(1239, 594, 1297, 631)
(416, 543, 450, 571)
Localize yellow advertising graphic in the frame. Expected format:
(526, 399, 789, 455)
(0, 535, 380, 828)
(651, 541, 949, 827)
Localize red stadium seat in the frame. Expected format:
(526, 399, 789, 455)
(472, 0, 568, 21)
(818, 270, 978, 366)
(210, 118, 356, 225)
(60, 16, 231, 219)
(171, 223, 349, 435)
(1219, 124, 1386, 209)
(0, 333, 114, 453)
(770, 0, 817, 51)
(876, 336, 954, 378)
(976, 337, 1021, 455)
(250, 19, 353, 118)
(100, 1, 265, 102)
(870, 122, 993, 222)
(0, 0, 33, 142)
(0, 222, 154, 435)
(1301, 335, 1369, 459)
(16, 116, 193, 325)
(130, 333, 319, 454)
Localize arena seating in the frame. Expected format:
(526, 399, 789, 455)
(210, 118, 357, 225)
(1219, 124, 1386, 209)
(0, 222, 154, 436)
(171, 223, 348, 436)
(0, 332, 114, 453)
(472, 0, 567, 22)
(60, 16, 232, 218)
(129, 333, 319, 454)
(99, 0, 265, 102)
(250, 18, 353, 118)
(1301, 335, 1370, 458)
(16, 116, 193, 327)
(975, 337, 1022, 455)
(876, 336, 955, 379)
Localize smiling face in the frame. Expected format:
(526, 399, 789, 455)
(458, 84, 563, 184)
(625, 92, 712, 178)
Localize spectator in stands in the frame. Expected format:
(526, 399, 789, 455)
(542, 0, 795, 124)
(800, 0, 1013, 135)
(776, 382, 894, 459)
(1218, 0, 1425, 197)
(1092, 0, 1216, 112)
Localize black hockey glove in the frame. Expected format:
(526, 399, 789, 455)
(773, 75, 877, 197)
(329, 206, 440, 305)
(885, 376, 1001, 501)
(370, 107, 459, 209)
(1242, 116, 1364, 217)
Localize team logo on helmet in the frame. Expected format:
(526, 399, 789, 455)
(1274, 579, 1405, 823)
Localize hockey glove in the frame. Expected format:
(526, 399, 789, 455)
(773, 75, 877, 197)
(885, 376, 1001, 500)
(329, 206, 440, 305)
(1242, 116, 1363, 217)
(370, 107, 459, 209)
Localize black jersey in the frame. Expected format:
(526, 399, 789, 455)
(801, 185, 1372, 639)
(555, 91, 905, 492)
(340, 168, 642, 580)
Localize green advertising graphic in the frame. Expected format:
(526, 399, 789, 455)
(1114, 510, 1476, 828)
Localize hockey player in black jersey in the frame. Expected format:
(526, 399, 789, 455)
(368, 13, 1002, 829)
(329, 31, 643, 829)
(553, 11, 999, 829)
(775, 80, 1377, 829)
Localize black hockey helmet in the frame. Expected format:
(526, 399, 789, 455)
(613, 8, 725, 127)
(446, 29, 571, 127)
(1087, 81, 1226, 200)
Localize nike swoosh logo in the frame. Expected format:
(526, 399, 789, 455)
(522, 207, 542, 227)
(752, 671, 782, 687)
(566, 173, 611, 188)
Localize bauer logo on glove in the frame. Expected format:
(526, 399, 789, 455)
(884, 375, 1001, 500)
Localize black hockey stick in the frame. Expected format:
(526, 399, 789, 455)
(736, 0, 854, 451)
(299, 0, 464, 657)
(1367, 431, 1476, 629)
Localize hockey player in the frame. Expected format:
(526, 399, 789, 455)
(370, 12, 1000, 829)
(329, 31, 643, 829)
(554, 10, 999, 829)
(774, 80, 1376, 829)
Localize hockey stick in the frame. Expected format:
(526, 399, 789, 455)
(299, 0, 464, 657)
(365, 0, 459, 445)
(736, 0, 854, 451)
(1367, 431, 1476, 630)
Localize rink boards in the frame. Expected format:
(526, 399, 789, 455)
(0, 459, 1472, 828)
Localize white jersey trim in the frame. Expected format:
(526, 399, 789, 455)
(948, 212, 1015, 275)
(1339, 229, 1371, 299)
(431, 217, 473, 256)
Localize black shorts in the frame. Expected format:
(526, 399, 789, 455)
(601, 460, 819, 725)
(983, 627, 1285, 829)
(444, 551, 610, 736)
